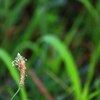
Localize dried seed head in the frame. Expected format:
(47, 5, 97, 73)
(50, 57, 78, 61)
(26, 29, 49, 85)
(12, 53, 27, 87)
(12, 53, 27, 66)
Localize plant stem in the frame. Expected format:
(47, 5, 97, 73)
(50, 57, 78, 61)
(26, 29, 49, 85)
(10, 88, 20, 100)
(29, 69, 54, 100)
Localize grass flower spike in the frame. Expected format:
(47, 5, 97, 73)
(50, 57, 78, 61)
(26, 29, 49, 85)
(12, 53, 27, 87)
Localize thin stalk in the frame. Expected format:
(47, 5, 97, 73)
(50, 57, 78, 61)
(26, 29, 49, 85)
(44, 69, 73, 94)
(10, 88, 20, 100)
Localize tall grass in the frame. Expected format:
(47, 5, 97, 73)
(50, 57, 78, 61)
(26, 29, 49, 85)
(0, 0, 100, 100)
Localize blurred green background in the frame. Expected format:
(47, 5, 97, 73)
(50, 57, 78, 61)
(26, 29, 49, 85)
(0, 0, 100, 100)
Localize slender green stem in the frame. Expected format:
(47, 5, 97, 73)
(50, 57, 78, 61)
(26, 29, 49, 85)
(44, 69, 73, 94)
(10, 88, 21, 100)
(88, 91, 100, 100)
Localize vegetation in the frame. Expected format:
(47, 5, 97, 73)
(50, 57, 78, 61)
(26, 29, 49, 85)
(0, 0, 100, 100)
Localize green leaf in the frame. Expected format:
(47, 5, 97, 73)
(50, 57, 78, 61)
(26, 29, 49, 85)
(0, 48, 28, 99)
(40, 35, 82, 99)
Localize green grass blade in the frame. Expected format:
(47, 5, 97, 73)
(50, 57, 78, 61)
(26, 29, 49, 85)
(39, 35, 82, 99)
(44, 69, 73, 94)
(0, 48, 19, 82)
(13, 41, 40, 56)
(88, 91, 100, 100)
(0, 48, 28, 99)
(96, 0, 100, 14)
(82, 40, 100, 99)
(3, 0, 29, 30)
(78, 0, 99, 22)
(64, 11, 85, 45)
(22, 7, 45, 41)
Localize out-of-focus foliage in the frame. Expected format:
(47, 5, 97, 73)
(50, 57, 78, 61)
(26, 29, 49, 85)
(0, 0, 100, 100)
